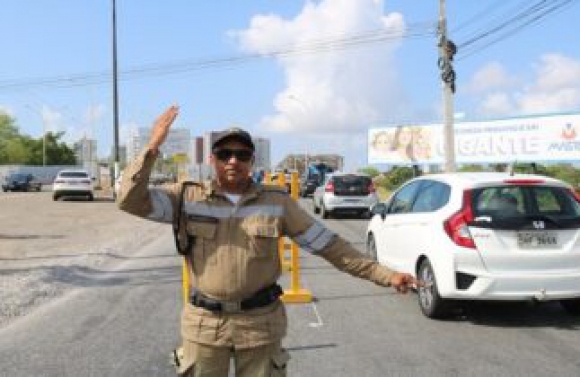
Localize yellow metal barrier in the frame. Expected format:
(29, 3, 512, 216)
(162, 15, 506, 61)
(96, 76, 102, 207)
(281, 172, 313, 303)
(276, 173, 292, 272)
(182, 258, 190, 305)
(180, 171, 313, 308)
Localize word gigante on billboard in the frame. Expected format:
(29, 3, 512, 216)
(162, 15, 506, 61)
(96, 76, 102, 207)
(368, 113, 580, 165)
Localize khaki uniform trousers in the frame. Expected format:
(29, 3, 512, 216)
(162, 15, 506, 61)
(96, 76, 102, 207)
(179, 340, 290, 377)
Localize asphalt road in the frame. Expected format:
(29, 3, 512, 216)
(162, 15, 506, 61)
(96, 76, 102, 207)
(1, 194, 580, 376)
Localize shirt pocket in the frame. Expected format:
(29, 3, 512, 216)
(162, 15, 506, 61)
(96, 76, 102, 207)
(187, 221, 218, 267)
(243, 221, 280, 258)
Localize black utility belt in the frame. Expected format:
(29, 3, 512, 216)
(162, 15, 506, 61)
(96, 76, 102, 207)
(191, 284, 283, 314)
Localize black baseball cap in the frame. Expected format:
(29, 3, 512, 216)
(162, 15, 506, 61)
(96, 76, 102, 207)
(212, 127, 255, 151)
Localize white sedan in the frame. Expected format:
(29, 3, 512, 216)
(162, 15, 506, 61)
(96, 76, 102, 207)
(53, 170, 94, 201)
(366, 172, 580, 318)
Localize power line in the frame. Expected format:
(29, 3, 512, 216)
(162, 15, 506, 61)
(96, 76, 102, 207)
(456, 0, 578, 60)
(0, 22, 436, 91)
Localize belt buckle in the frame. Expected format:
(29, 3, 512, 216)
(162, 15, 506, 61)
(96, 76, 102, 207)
(221, 301, 242, 314)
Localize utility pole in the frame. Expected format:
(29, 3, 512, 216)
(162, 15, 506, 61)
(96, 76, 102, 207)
(112, 0, 120, 194)
(438, 0, 457, 172)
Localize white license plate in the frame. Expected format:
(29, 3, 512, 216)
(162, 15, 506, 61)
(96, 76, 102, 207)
(517, 231, 559, 248)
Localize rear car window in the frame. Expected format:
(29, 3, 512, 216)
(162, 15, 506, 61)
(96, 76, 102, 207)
(471, 185, 580, 229)
(8, 174, 28, 180)
(332, 175, 371, 196)
(59, 172, 89, 178)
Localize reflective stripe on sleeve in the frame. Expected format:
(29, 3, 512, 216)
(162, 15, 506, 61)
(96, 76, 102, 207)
(147, 188, 174, 223)
(184, 202, 284, 219)
(294, 222, 335, 254)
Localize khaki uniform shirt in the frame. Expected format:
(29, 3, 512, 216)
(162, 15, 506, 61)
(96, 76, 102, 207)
(118, 149, 395, 349)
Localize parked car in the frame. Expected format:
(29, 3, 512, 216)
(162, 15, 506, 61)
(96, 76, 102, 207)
(366, 172, 580, 318)
(53, 170, 94, 201)
(313, 172, 378, 219)
(2, 173, 42, 192)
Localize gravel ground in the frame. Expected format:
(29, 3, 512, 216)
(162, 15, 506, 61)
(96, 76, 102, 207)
(0, 190, 168, 328)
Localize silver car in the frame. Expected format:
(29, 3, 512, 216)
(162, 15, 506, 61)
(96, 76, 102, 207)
(312, 172, 378, 219)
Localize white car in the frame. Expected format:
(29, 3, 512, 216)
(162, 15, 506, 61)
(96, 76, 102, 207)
(53, 170, 94, 201)
(313, 172, 378, 219)
(366, 172, 580, 318)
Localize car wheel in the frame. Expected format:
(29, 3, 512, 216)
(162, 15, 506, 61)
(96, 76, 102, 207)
(321, 205, 330, 219)
(417, 259, 451, 319)
(53, 195, 59, 201)
(366, 234, 377, 261)
(88, 193, 94, 201)
(560, 299, 580, 316)
(313, 201, 320, 214)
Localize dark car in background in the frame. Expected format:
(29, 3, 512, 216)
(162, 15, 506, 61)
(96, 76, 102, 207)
(300, 172, 321, 197)
(2, 173, 42, 192)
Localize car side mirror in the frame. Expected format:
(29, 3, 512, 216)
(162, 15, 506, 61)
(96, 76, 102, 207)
(371, 203, 388, 220)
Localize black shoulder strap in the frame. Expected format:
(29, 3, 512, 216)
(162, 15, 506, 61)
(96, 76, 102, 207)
(173, 181, 202, 256)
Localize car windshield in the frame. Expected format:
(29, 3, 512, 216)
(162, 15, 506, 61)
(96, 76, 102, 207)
(332, 175, 371, 196)
(8, 174, 28, 181)
(59, 172, 89, 178)
(471, 185, 580, 229)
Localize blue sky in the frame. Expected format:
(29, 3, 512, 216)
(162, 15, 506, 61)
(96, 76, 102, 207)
(1, 0, 579, 171)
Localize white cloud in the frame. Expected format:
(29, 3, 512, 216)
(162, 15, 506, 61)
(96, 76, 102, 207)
(534, 54, 580, 91)
(233, 0, 408, 135)
(40, 105, 66, 134)
(467, 62, 517, 93)
(479, 92, 514, 115)
(83, 104, 106, 139)
(472, 54, 580, 117)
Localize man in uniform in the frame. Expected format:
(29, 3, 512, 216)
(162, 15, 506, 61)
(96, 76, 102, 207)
(118, 106, 419, 377)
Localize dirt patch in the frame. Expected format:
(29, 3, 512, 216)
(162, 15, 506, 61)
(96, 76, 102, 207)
(0, 191, 167, 327)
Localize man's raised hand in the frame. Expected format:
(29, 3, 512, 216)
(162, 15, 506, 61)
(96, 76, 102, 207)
(148, 105, 179, 153)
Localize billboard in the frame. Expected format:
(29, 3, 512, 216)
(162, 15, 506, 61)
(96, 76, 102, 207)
(368, 113, 580, 164)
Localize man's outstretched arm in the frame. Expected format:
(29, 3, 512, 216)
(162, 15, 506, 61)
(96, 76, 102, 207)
(117, 105, 180, 222)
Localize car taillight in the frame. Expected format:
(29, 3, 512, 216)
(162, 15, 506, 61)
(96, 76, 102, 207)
(444, 189, 476, 249)
(368, 183, 376, 193)
(81, 179, 91, 184)
(325, 181, 334, 192)
(569, 188, 580, 203)
(54, 179, 64, 184)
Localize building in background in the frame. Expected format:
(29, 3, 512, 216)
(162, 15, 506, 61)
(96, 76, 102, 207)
(276, 154, 344, 175)
(73, 137, 98, 179)
(253, 137, 271, 172)
(127, 127, 191, 162)
(192, 137, 204, 164)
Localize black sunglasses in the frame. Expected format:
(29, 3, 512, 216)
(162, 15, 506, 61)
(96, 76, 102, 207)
(213, 148, 254, 162)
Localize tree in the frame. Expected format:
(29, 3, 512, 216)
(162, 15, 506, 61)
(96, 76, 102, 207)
(358, 166, 380, 178)
(458, 164, 487, 172)
(44, 132, 76, 165)
(0, 112, 20, 164)
(0, 111, 76, 165)
(384, 166, 415, 190)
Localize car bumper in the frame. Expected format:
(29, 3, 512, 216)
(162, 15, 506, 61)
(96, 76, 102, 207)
(54, 189, 93, 196)
(437, 252, 580, 301)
